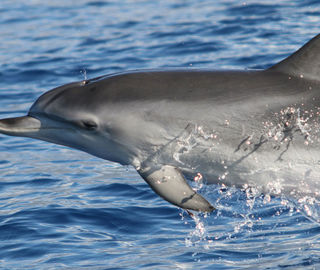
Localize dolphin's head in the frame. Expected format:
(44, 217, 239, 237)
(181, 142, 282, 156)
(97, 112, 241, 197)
(0, 79, 146, 166)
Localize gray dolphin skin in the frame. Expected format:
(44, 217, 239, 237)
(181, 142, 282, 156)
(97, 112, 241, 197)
(1, 34, 320, 212)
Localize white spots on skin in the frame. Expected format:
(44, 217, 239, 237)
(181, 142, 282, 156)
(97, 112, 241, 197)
(262, 103, 320, 147)
(194, 172, 203, 182)
(219, 171, 229, 180)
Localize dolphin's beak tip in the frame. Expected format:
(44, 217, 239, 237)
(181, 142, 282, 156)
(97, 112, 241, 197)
(0, 116, 41, 136)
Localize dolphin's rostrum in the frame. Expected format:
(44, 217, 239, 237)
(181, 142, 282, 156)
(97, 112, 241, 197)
(1, 34, 320, 212)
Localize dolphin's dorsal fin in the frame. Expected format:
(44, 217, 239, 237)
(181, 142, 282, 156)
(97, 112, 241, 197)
(269, 34, 320, 81)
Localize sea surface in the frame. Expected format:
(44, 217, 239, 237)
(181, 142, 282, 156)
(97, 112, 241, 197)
(1, 1, 320, 269)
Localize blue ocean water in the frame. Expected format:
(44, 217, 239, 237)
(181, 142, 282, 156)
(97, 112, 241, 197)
(1, 0, 320, 269)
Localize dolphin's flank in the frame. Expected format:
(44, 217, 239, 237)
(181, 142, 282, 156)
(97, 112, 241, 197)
(1, 34, 320, 212)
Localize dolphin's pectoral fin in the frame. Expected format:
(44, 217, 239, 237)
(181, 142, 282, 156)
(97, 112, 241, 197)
(136, 124, 214, 212)
(138, 165, 214, 212)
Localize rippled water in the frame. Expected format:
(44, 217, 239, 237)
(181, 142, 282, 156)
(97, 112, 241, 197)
(1, 0, 320, 269)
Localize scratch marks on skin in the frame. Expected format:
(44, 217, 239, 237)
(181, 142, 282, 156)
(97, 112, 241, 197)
(170, 124, 220, 166)
(266, 106, 317, 160)
(141, 103, 320, 187)
(232, 135, 268, 167)
(235, 136, 251, 153)
(235, 104, 320, 163)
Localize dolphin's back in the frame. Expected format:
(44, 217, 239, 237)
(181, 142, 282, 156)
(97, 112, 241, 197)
(31, 32, 320, 116)
(83, 69, 315, 103)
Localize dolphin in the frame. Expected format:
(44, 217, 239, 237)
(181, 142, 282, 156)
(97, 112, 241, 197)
(1, 34, 320, 212)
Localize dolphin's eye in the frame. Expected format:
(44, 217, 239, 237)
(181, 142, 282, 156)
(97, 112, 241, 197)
(81, 120, 98, 130)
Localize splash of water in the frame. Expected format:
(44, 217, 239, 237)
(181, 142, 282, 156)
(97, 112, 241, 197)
(182, 181, 320, 249)
(80, 69, 87, 81)
(173, 104, 320, 244)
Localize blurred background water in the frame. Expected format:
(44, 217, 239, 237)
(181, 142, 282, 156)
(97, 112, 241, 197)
(1, 0, 320, 269)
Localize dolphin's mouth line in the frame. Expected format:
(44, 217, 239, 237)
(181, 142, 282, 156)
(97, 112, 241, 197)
(38, 127, 71, 130)
(29, 112, 70, 125)
(28, 112, 80, 132)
